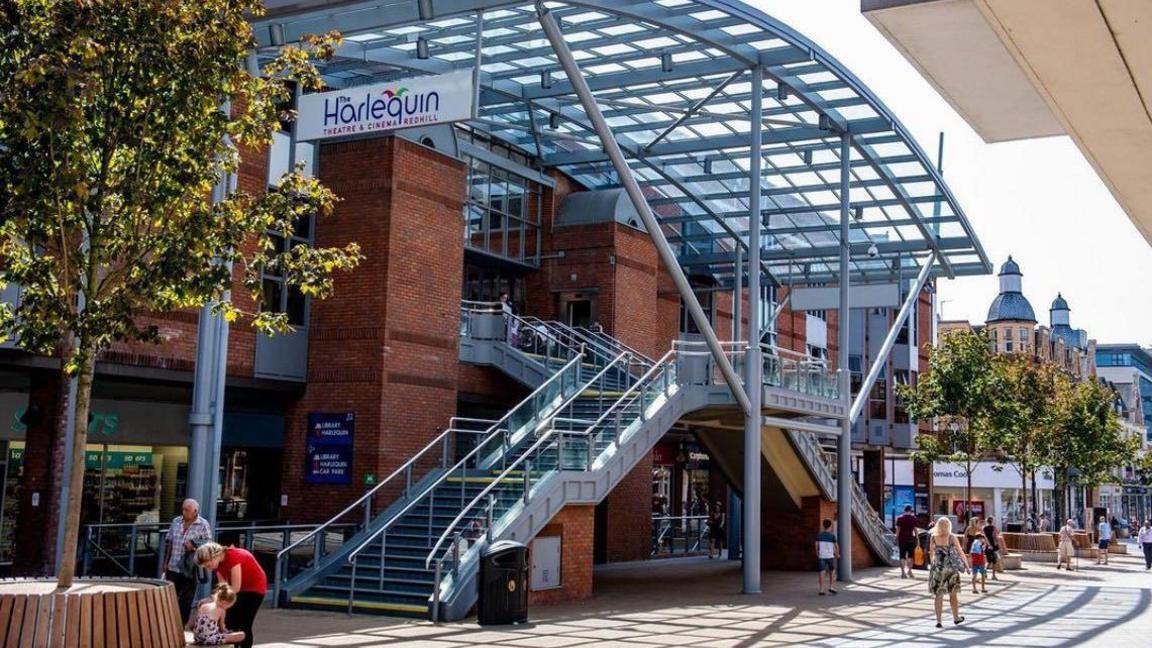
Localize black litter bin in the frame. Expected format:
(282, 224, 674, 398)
(478, 540, 528, 625)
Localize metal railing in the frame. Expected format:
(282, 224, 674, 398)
(268, 419, 489, 604)
(79, 521, 357, 580)
(787, 429, 897, 562)
(341, 352, 630, 613)
(673, 340, 840, 400)
(651, 515, 709, 556)
(425, 351, 678, 621)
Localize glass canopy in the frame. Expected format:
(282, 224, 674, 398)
(253, 0, 990, 286)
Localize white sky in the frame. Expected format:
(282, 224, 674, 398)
(749, 0, 1152, 347)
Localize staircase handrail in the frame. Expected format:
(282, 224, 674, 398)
(575, 325, 655, 365)
(425, 350, 677, 575)
(516, 316, 621, 367)
(274, 351, 586, 606)
(272, 419, 489, 605)
(343, 352, 631, 611)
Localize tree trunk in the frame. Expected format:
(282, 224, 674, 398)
(54, 344, 96, 589)
(1021, 469, 1028, 526)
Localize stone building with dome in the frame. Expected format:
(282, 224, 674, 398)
(942, 256, 1096, 378)
(935, 256, 1099, 523)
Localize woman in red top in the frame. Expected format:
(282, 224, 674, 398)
(197, 542, 267, 648)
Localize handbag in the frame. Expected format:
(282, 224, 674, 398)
(913, 545, 924, 567)
(180, 537, 210, 583)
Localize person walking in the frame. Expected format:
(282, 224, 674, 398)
(928, 517, 968, 628)
(163, 498, 212, 624)
(963, 517, 982, 552)
(1138, 520, 1152, 570)
(816, 519, 839, 596)
(981, 516, 1001, 581)
(895, 505, 919, 579)
(708, 500, 726, 559)
(969, 533, 988, 594)
(196, 542, 268, 648)
(1096, 515, 1113, 565)
(1057, 518, 1076, 571)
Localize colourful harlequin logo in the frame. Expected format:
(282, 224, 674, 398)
(323, 85, 441, 127)
(381, 87, 409, 99)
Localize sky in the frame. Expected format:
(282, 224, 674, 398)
(749, 0, 1152, 347)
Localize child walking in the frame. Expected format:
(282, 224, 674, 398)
(188, 583, 247, 646)
(815, 518, 840, 596)
(969, 533, 988, 594)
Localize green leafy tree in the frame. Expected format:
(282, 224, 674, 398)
(988, 354, 1070, 522)
(898, 328, 1003, 521)
(1046, 380, 1140, 522)
(0, 0, 361, 587)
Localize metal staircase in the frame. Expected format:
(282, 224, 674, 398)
(786, 429, 899, 565)
(273, 317, 645, 616)
(275, 304, 897, 619)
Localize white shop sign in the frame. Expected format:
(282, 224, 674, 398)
(933, 461, 1055, 490)
(296, 69, 475, 142)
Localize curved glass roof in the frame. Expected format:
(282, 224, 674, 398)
(253, 0, 990, 286)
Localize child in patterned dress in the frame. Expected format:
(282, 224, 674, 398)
(189, 583, 246, 646)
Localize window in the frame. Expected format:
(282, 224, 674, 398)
(464, 157, 542, 265)
(809, 310, 827, 321)
(1006, 341, 1013, 353)
(680, 279, 715, 334)
(262, 128, 315, 328)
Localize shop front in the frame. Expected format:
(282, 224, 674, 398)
(0, 391, 284, 567)
(932, 461, 1055, 527)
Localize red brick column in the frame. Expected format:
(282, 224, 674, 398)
(13, 370, 65, 575)
(529, 505, 594, 605)
(281, 137, 465, 522)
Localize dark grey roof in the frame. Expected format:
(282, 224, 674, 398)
(987, 292, 1036, 322)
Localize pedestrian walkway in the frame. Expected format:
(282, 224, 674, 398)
(254, 543, 1152, 647)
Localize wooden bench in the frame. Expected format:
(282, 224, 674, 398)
(0, 578, 184, 648)
(1001, 532, 1058, 562)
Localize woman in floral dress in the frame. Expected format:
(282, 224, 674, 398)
(928, 517, 969, 628)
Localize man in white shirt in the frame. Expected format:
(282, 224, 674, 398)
(1096, 516, 1113, 565)
(1138, 520, 1152, 570)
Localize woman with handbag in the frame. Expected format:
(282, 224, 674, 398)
(928, 517, 969, 628)
(163, 498, 212, 624)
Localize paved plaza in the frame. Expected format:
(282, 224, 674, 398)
(254, 542, 1152, 647)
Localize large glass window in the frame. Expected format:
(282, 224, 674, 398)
(263, 129, 315, 328)
(459, 130, 543, 266)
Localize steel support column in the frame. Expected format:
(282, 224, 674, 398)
(742, 65, 764, 594)
(733, 245, 742, 343)
(837, 131, 853, 582)
(188, 100, 240, 530)
(848, 252, 936, 424)
(536, 4, 750, 415)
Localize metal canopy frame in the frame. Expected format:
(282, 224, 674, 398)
(250, 0, 992, 591)
(253, 0, 989, 287)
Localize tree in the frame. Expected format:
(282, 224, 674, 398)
(1046, 380, 1140, 523)
(898, 328, 1003, 522)
(988, 355, 1070, 523)
(0, 0, 361, 587)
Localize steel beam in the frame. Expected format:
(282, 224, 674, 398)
(643, 70, 744, 152)
(742, 65, 764, 595)
(764, 416, 840, 436)
(836, 131, 853, 583)
(848, 253, 936, 424)
(536, 3, 750, 416)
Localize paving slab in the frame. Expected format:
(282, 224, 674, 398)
(254, 541, 1152, 647)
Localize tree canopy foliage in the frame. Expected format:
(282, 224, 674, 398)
(0, 0, 361, 585)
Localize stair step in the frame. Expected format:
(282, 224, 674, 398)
(289, 595, 427, 617)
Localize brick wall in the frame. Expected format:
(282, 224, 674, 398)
(761, 495, 878, 571)
(281, 137, 466, 522)
(12, 371, 65, 575)
(529, 505, 594, 605)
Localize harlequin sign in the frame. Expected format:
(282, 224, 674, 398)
(304, 412, 354, 484)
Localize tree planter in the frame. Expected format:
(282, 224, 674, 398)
(0, 578, 183, 647)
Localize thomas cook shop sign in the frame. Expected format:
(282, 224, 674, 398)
(296, 69, 475, 141)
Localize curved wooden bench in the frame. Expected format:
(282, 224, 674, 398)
(1001, 532, 1058, 562)
(0, 578, 183, 647)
